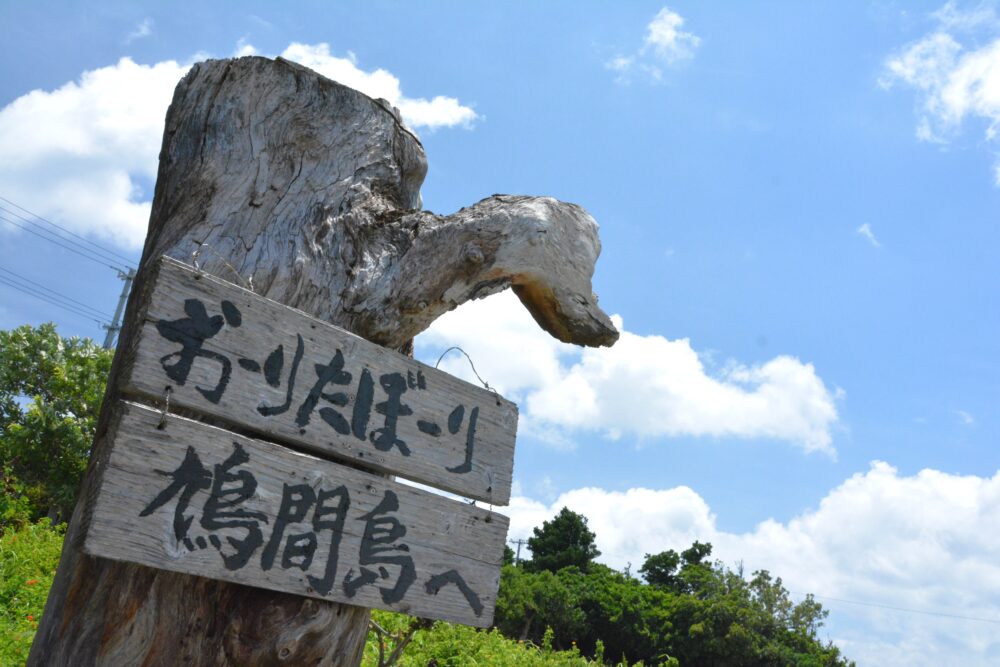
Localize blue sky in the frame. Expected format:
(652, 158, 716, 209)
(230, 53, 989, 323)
(2, 1, 999, 663)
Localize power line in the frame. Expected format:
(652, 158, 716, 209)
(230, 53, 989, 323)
(0, 265, 112, 320)
(790, 590, 1000, 625)
(0, 209, 129, 272)
(0, 195, 135, 266)
(0, 274, 109, 321)
(0, 210, 128, 273)
(0, 275, 106, 325)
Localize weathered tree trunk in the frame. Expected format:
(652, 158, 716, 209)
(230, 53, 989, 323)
(30, 56, 617, 666)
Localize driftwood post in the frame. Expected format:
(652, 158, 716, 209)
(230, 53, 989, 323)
(30, 56, 618, 666)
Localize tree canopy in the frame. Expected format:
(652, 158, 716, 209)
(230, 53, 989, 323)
(526, 507, 601, 574)
(500, 508, 853, 666)
(0, 323, 112, 526)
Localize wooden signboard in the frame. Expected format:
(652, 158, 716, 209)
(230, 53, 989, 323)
(80, 257, 520, 627)
(123, 257, 517, 504)
(84, 402, 508, 626)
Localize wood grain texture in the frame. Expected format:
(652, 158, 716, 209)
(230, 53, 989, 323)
(138, 56, 618, 350)
(125, 257, 516, 504)
(31, 55, 617, 667)
(85, 402, 507, 627)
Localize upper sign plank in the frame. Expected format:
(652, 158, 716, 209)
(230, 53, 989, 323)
(84, 402, 508, 626)
(123, 258, 517, 505)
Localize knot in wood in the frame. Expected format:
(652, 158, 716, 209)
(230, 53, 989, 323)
(462, 242, 485, 266)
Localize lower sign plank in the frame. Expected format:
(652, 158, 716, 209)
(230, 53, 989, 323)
(83, 402, 509, 627)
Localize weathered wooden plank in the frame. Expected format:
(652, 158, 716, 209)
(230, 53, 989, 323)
(123, 257, 517, 504)
(83, 401, 509, 627)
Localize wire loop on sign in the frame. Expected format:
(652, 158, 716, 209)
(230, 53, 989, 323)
(157, 386, 172, 430)
(191, 242, 254, 291)
(436, 347, 501, 516)
(435, 346, 499, 401)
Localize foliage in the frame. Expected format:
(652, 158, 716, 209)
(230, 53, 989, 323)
(638, 549, 681, 590)
(498, 508, 853, 666)
(503, 544, 516, 566)
(496, 556, 852, 666)
(526, 507, 601, 574)
(363, 610, 609, 667)
(0, 519, 65, 665)
(639, 541, 715, 596)
(0, 323, 112, 526)
(493, 565, 586, 647)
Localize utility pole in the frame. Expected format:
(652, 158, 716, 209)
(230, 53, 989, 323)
(509, 538, 528, 565)
(102, 267, 135, 349)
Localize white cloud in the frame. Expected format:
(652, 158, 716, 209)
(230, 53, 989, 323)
(932, 0, 1000, 32)
(883, 3, 1000, 181)
(418, 290, 840, 454)
(234, 39, 258, 57)
(0, 43, 477, 250)
(857, 222, 882, 247)
(606, 55, 633, 72)
(0, 56, 189, 249)
(506, 485, 716, 567)
(279, 43, 477, 129)
(644, 7, 702, 64)
(607, 6, 700, 82)
(505, 462, 1000, 666)
(126, 18, 153, 43)
(958, 409, 976, 425)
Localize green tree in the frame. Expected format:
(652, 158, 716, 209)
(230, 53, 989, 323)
(564, 564, 675, 664)
(494, 565, 586, 648)
(638, 549, 681, 590)
(676, 541, 716, 597)
(0, 323, 112, 526)
(503, 544, 516, 566)
(496, 537, 853, 667)
(641, 542, 717, 596)
(526, 507, 600, 574)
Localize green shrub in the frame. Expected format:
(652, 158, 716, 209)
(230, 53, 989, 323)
(0, 519, 65, 665)
(363, 610, 602, 667)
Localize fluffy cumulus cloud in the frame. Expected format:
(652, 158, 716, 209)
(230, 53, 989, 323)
(0, 43, 476, 250)
(0, 56, 188, 249)
(279, 43, 477, 130)
(418, 290, 839, 454)
(644, 7, 702, 64)
(883, 2, 1000, 182)
(506, 462, 1000, 666)
(607, 6, 701, 82)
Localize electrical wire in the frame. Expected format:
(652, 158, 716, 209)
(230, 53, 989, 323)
(0, 274, 107, 323)
(0, 195, 135, 266)
(0, 210, 128, 273)
(789, 590, 1000, 625)
(0, 265, 112, 320)
(0, 275, 109, 325)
